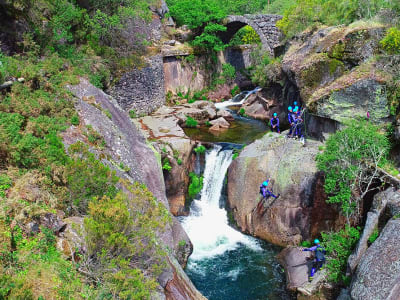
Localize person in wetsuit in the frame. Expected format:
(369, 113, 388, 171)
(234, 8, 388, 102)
(256, 180, 280, 214)
(303, 239, 326, 280)
(287, 106, 295, 137)
(270, 112, 280, 133)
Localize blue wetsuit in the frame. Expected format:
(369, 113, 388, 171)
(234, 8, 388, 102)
(294, 116, 303, 138)
(303, 245, 326, 277)
(270, 117, 280, 133)
(288, 112, 295, 135)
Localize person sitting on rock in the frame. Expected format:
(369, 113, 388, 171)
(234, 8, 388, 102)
(287, 106, 295, 136)
(302, 239, 326, 280)
(270, 113, 280, 133)
(256, 180, 280, 214)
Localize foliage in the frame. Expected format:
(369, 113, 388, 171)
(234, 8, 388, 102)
(83, 181, 170, 299)
(0, 224, 94, 298)
(321, 226, 361, 283)
(186, 116, 198, 128)
(316, 120, 390, 223)
(188, 172, 204, 199)
(65, 142, 118, 214)
(162, 157, 172, 172)
(231, 86, 240, 97)
(129, 110, 137, 118)
(249, 48, 282, 86)
(194, 145, 206, 154)
(368, 228, 379, 244)
(277, 0, 400, 38)
(221, 63, 236, 82)
(380, 27, 400, 54)
(230, 25, 261, 46)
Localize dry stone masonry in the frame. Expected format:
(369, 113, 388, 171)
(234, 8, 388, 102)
(222, 14, 283, 55)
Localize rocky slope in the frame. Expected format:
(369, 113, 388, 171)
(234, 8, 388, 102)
(65, 78, 205, 299)
(227, 133, 344, 246)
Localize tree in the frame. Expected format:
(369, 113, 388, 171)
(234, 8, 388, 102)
(317, 120, 390, 224)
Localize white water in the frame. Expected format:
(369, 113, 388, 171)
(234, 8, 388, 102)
(215, 86, 262, 110)
(181, 145, 261, 261)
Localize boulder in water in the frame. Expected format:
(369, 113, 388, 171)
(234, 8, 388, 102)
(209, 117, 230, 128)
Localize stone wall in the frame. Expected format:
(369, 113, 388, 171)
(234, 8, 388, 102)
(110, 55, 165, 115)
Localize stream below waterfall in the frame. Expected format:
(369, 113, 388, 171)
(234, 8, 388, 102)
(180, 145, 293, 300)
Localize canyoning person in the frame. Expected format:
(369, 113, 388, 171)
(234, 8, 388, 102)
(293, 112, 304, 139)
(302, 239, 326, 280)
(293, 101, 301, 116)
(270, 112, 280, 133)
(287, 106, 295, 137)
(256, 180, 280, 215)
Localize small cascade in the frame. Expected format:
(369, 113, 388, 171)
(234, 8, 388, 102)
(181, 145, 259, 260)
(215, 86, 262, 110)
(181, 145, 290, 300)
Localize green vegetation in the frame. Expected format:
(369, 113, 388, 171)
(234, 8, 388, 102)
(250, 50, 282, 87)
(368, 228, 379, 244)
(167, 0, 266, 51)
(381, 27, 400, 54)
(276, 0, 400, 38)
(194, 145, 207, 154)
(317, 120, 390, 223)
(162, 157, 172, 172)
(230, 25, 261, 46)
(188, 172, 204, 199)
(321, 226, 361, 284)
(84, 181, 170, 299)
(129, 110, 137, 118)
(186, 116, 199, 128)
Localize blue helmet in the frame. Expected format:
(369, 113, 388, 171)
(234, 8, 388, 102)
(288, 106, 292, 111)
(263, 181, 269, 187)
(314, 239, 320, 244)
(273, 112, 277, 117)
(293, 107, 298, 112)
(294, 101, 297, 105)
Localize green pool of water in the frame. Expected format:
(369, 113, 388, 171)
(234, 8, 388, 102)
(184, 112, 269, 144)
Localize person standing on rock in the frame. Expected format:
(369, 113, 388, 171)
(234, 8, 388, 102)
(255, 180, 280, 215)
(302, 239, 326, 280)
(287, 106, 295, 137)
(293, 101, 301, 116)
(270, 113, 280, 133)
(293, 112, 304, 139)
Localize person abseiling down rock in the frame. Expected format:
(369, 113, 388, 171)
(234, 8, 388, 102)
(293, 101, 301, 116)
(302, 239, 326, 281)
(287, 106, 295, 136)
(270, 112, 280, 133)
(256, 180, 280, 215)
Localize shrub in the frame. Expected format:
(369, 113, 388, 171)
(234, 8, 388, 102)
(162, 157, 172, 172)
(316, 120, 390, 223)
(231, 86, 240, 97)
(194, 145, 206, 154)
(65, 142, 118, 214)
(239, 108, 246, 116)
(368, 228, 379, 244)
(84, 181, 170, 299)
(188, 172, 203, 199)
(186, 116, 198, 128)
(221, 63, 236, 82)
(321, 226, 361, 283)
(129, 110, 137, 118)
(71, 114, 80, 125)
(380, 27, 400, 54)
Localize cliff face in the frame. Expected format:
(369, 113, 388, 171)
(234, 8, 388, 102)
(227, 133, 344, 247)
(66, 79, 204, 299)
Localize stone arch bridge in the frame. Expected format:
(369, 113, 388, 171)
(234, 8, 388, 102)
(221, 14, 283, 55)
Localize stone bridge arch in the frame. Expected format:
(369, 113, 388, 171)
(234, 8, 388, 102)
(221, 14, 282, 55)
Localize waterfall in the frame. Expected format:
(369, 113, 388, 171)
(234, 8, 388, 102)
(181, 145, 260, 261)
(215, 86, 262, 110)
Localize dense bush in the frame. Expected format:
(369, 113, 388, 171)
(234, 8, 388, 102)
(188, 172, 204, 199)
(380, 27, 400, 54)
(277, 0, 400, 38)
(84, 181, 170, 299)
(317, 120, 390, 223)
(321, 226, 361, 284)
